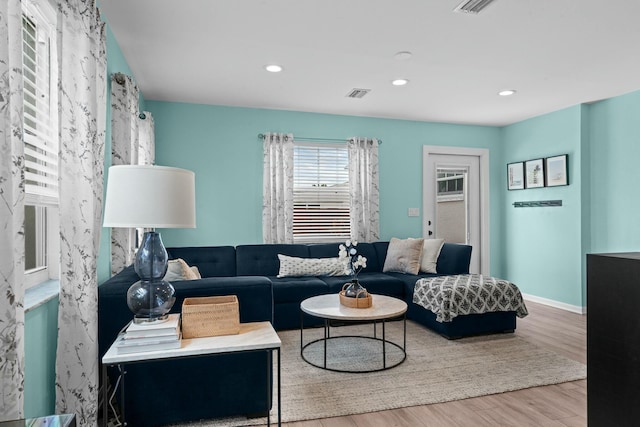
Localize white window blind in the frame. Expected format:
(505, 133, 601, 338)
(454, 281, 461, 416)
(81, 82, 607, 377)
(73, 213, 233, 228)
(437, 171, 465, 196)
(293, 142, 350, 243)
(22, 0, 60, 288)
(22, 6, 58, 206)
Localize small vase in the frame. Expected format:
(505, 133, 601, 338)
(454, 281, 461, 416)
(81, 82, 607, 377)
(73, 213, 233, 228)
(343, 278, 367, 298)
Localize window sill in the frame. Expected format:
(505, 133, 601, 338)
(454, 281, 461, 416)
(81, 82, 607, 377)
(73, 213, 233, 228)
(25, 279, 60, 313)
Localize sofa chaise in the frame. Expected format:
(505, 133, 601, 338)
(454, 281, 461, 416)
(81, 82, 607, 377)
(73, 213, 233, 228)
(98, 240, 518, 426)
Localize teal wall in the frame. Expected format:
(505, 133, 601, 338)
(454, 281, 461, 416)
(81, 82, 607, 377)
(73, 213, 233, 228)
(501, 106, 585, 307)
(501, 91, 640, 309)
(24, 298, 59, 417)
(588, 90, 640, 253)
(146, 102, 505, 274)
(580, 105, 592, 306)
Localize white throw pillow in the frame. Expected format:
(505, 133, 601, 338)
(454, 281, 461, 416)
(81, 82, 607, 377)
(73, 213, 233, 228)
(419, 238, 445, 273)
(382, 237, 424, 275)
(277, 255, 348, 278)
(190, 265, 202, 279)
(164, 258, 199, 281)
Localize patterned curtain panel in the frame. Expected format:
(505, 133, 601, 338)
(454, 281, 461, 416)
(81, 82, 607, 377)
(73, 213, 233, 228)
(55, 2, 106, 426)
(138, 111, 155, 165)
(0, 0, 26, 421)
(110, 73, 140, 275)
(262, 132, 294, 244)
(348, 137, 380, 243)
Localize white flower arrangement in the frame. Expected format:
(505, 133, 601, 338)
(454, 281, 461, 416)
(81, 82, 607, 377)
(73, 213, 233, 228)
(338, 240, 367, 277)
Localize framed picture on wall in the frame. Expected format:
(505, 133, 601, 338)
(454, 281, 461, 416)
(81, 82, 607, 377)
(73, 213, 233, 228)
(507, 162, 525, 190)
(545, 154, 568, 187)
(525, 158, 545, 188)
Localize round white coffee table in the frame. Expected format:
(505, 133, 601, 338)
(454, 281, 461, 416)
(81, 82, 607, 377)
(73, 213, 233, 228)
(300, 293, 407, 373)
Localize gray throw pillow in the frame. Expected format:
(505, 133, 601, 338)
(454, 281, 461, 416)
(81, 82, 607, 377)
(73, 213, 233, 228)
(382, 237, 425, 275)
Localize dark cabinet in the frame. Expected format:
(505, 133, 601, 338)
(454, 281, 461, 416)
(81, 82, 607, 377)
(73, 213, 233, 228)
(587, 253, 640, 427)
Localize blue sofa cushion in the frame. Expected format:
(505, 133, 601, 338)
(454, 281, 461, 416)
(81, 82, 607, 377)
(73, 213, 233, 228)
(167, 246, 237, 277)
(120, 352, 269, 427)
(307, 242, 342, 259)
(236, 244, 309, 276)
(269, 276, 330, 304)
(437, 243, 472, 275)
(384, 271, 439, 298)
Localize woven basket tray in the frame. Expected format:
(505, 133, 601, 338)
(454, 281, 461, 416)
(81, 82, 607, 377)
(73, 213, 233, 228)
(182, 295, 240, 338)
(339, 290, 373, 309)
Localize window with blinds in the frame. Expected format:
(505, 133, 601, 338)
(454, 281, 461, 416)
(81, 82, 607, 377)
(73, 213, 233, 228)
(22, 8, 58, 206)
(22, 0, 59, 288)
(293, 142, 351, 243)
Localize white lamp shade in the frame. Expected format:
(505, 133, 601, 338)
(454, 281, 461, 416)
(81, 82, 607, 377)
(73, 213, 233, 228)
(103, 165, 196, 228)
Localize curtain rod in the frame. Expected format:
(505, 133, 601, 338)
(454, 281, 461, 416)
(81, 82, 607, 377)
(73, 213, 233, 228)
(257, 133, 382, 145)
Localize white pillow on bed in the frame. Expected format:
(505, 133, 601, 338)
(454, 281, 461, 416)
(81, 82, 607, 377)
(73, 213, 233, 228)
(419, 238, 445, 273)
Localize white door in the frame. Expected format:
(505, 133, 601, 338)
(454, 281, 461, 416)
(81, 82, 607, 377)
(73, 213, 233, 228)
(422, 146, 489, 274)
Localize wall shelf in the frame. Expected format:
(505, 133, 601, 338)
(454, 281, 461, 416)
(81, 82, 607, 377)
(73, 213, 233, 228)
(512, 200, 562, 208)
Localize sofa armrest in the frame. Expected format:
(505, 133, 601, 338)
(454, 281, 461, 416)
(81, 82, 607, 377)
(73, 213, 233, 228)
(98, 273, 273, 359)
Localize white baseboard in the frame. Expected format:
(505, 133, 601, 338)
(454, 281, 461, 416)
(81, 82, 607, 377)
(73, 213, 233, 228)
(521, 293, 586, 315)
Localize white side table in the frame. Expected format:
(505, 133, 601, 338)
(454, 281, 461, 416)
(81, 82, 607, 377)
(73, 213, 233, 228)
(102, 321, 281, 426)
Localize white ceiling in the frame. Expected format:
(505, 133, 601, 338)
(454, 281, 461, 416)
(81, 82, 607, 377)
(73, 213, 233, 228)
(100, 0, 640, 127)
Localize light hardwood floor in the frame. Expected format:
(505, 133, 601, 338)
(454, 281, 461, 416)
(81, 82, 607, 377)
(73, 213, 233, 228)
(283, 300, 587, 427)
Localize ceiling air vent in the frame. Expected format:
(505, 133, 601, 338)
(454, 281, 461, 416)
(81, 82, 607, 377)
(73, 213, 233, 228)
(454, 0, 496, 14)
(346, 88, 371, 99)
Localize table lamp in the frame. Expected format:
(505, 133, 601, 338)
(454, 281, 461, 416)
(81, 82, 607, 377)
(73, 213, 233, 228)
(103, 165, 196, 324)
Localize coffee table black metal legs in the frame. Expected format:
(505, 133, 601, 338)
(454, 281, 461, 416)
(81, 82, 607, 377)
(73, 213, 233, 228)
(300, 312, 406, 373)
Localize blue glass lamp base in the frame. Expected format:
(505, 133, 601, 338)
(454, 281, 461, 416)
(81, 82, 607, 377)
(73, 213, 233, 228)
(127, 279, 176, 324)
(128, 231, 176, 324)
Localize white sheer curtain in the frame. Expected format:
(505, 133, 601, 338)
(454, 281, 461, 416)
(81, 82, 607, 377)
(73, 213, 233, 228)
(55, 2, 106, 426)
(262, 132, 294, 244)
(348, 137, 380, 242)
(0, 0, 26, 420)
(110, 74, 157, 275)
(110, 73, 138, 275)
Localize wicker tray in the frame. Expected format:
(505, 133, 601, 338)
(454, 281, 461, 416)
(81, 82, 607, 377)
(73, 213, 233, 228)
(182, 295, 240, 338)
(339, 291, 373, 308)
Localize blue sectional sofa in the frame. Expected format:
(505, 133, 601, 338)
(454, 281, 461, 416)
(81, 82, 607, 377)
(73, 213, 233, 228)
(98, 241, 517, 426)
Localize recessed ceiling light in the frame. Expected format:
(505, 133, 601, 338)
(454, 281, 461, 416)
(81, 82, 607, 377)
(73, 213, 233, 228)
(498, 89, 516, 96)
(394, 51, 413, 61)
(392, 79, 409, 86)
(265, 64, 283, 73)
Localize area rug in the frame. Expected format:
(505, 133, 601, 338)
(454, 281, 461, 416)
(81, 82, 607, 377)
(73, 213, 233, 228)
(174, 320, 586, 426)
